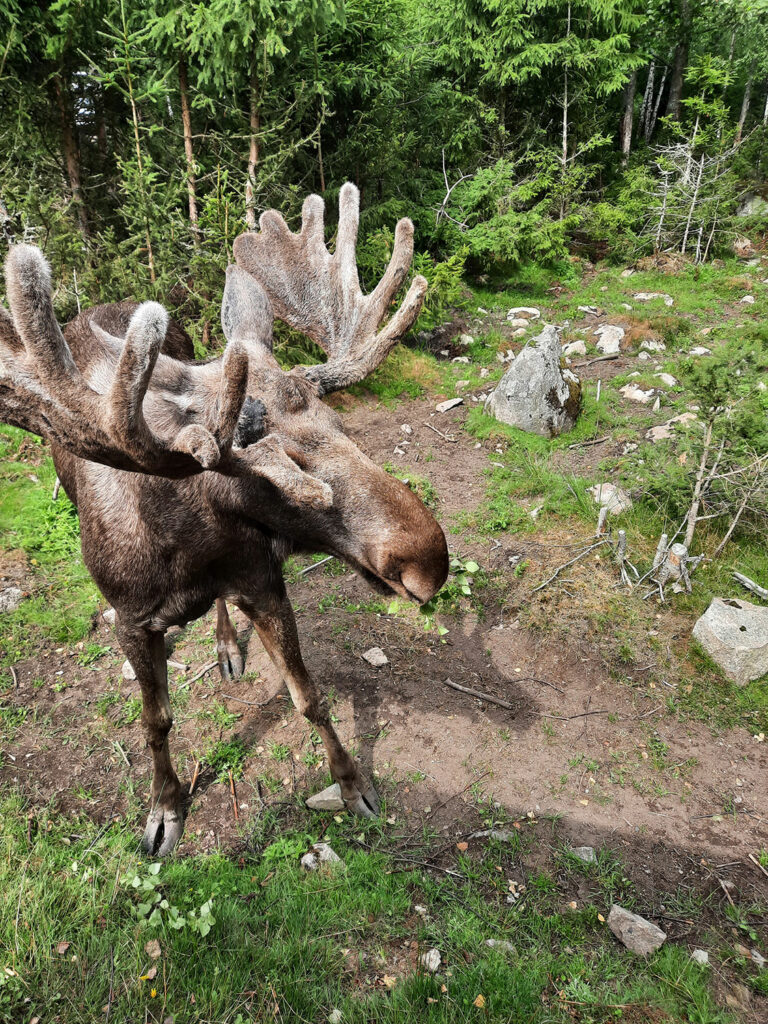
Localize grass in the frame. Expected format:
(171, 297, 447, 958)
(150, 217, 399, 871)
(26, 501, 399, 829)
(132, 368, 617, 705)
(0, 790, 744, 1024)
(0, 426, 99, 666)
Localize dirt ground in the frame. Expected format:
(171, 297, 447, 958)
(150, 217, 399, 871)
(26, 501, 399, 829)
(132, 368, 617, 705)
(1, 368, 767, 1016)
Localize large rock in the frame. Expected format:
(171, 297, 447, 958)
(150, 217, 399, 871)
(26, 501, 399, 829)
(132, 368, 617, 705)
(593, 324, 625, 354)
(608, 904, 666, 956)
(484, 325, 581, 438)
(692, 598, 768, 686)
(736, 193, 768, 218)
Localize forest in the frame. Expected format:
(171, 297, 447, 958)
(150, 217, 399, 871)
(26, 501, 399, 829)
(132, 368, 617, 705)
(2, 0, 768, 347)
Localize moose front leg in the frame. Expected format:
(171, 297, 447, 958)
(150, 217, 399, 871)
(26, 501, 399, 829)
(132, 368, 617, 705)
(243, 595, 380, 817)
(216, 599, 244, 681)
(116, 624, 184, 855)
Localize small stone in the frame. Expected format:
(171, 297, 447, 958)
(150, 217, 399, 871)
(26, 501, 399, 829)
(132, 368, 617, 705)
(435, 398, 463, 414)
(688, 346, 711, 356)
(633, 292, 674, 307)
(456, 380, 470, 390)
(362, 647, 388, 668)
(654, 373, 677, 388)
(593, 324, 625, 354)
(306, 783, 345, 812)
(571, 845, 597, 864)
(485, 939, 515, 952)
(121, 659, 137, 681)
(621, 268, 635, 278)
(637, 351, 651, 361)
(691, 949, 710, 966)
(588, 483, 632, 514)
(640, 338, 666, 352)
(562, 339, 586, 357)
(479, 367, 490, 378)
(102, 607, 116, 626)
(740, 294, 755, 304)
(400, 424, 413, 435)
(414, 905, 428, 916)
(751, 949, 766, 969)
(329, 1010, 343, 1024)
(507, 318, 529, 329)
(607, 904, 666, 956)
(620, 384, 655, 405)
(621, 303, 633, 310)
(578, 305, 600, 316)
(469, 829, 516, 842)
(645, 411, 698, 442)
(420, 948, 441, 972)
(0, 586, 23, 613)
(458, 333, 474, 346)
(511, 327, 527, 338)
(301, 842, 342, 871)
(506, 306, 540, 321)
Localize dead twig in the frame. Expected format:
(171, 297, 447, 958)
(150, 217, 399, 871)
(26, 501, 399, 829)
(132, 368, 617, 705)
(298, 556, 334, 576)
(733, 572, 768, 601)
(10, 665, 18, 690)
(532, 539, 611, 593)
(113, 740, 130, 767)
(189, 761, 201, 796)
(519, 676, 565, 695)
(229, 770, 239, 822)
(444, 678, 515, 710)
(573, 354, 619, 367)
(187, 660, 218, 685)
(530, 710, 610, 721)
(423, 421, 457, 442)
(748, 853, 768, 879)
(568, 435, 610, 450)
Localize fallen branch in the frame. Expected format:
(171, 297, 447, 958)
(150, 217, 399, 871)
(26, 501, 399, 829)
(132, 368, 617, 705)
(748, 853, 768, 879)
(568, 435, 610, 450)
(113, 740, 130, 767)
(573, 354, 619, 367)
(530, 709, 610, 721)
(10, 665, 18, 690)
(733, 572, 768, 601)
(187, 660, 218, 685)
(423, 421, 457, 442)
(189, 760, 201, 796)
(532, 539, 611, 593)
(298, 556, 334, 576)
(229, 770, 239, 822)
(444, 678, 515, 710)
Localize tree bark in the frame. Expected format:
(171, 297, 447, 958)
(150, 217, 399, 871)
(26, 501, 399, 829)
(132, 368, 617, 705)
(666, 0, 691, 120)
(735, 61, 755, 146)
(178, 56, 199, 239)
(245, 61, 260, 230)
(53, 74, 90, 238)
(620, 70, 638, 164)
(638, 60, 655, 138)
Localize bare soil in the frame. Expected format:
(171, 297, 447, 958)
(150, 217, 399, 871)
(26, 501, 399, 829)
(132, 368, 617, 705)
(1, 380, 766, 1017)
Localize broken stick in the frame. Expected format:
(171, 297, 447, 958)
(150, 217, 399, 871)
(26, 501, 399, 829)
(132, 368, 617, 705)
(444, 678, 515, 710)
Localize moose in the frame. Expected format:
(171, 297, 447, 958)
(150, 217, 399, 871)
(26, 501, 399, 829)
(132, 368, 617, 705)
(0, 185, 448, 855)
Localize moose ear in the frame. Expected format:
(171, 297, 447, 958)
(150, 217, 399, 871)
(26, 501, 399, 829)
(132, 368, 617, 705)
(221, 265, 274, 354)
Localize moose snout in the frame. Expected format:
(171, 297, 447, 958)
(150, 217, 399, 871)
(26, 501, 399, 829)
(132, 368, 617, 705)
(369, 517, 449, 605)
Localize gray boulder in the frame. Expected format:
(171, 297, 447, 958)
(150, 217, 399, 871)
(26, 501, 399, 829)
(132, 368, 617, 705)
(484, 325, 581, 438)
(692, 598, 768, 686)
(608, 904, 666, 956)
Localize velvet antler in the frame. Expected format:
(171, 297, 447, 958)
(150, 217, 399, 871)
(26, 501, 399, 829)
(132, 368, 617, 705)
(232, 183, 427, 395)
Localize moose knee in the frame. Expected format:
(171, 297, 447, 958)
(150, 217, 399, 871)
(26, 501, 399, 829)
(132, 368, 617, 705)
(142, 706, 173, 743)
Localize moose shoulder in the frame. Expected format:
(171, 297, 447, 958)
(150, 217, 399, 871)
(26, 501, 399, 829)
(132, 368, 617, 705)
(0, 184, 448, 855)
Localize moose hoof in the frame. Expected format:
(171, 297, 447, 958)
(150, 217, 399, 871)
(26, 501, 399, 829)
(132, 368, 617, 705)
(142, 805, 184, 857)
(343, 783, 381, 819)
(217, 642, 244, 682)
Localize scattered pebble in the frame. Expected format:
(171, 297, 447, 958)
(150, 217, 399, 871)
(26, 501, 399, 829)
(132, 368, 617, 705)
(633, 292, 674, 307)
(562, 339, 586, 357)
(507, 318, 529, 329)
(740, 294, 755, 304)
(121, 659, 137, 681)
(619, 384, 655, 405)
(301, 842, 343, 871)
(571, 845, 597, 864)
(691, 949, 710, 966)
(688, 346, 711, 356)
(588, 483, 633, 514)
(458, 333, 474, 346)
(306, 783, 345, 812)
(485, 939, 515, 952)
(0, 586, 23, 613)
(654, 373, 678, 388)
(640, 338, 666, 352)
(506, 306, 540, 320)
(593, 324, 624, 354)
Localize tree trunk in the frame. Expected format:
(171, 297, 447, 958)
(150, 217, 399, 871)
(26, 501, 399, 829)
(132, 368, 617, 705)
(735, 61, 755, 146)
(245, 61, 260, 230)
(647, 64, 668, 139)
(638, 61, 655, 138)
(178, 56, 199, 239)
(620, 70, 638, 164)
(666, 0, 691, 120)
(53, 74, 90, 238)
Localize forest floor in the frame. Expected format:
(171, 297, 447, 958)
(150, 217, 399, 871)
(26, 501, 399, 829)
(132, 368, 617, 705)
(0, 255, 767, 1023)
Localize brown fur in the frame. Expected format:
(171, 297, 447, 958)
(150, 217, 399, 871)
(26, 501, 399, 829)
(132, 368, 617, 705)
(0, 186, 448, 855)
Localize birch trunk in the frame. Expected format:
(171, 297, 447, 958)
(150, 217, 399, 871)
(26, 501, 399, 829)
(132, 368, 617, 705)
(638, 61, 655, 138)
(647, 65, 668, 140)
(681, 154, 704, 254)
(178, 56, 199, 239)
(245, 61, 260, 230)
(735, 62, 755, 146)
(620, 70, 638, 164)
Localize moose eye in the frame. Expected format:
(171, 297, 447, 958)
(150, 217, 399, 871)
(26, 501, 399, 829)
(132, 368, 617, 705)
(234, 397, 267, 448)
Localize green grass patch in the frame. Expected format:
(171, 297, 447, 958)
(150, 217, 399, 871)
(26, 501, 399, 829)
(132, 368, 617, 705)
(0, 792, 741, 1023)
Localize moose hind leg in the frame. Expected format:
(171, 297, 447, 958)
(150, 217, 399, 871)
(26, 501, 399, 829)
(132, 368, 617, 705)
(117, 625, 184, 855)
(216, 598, 244, 681)
(244, 595, 380, 817)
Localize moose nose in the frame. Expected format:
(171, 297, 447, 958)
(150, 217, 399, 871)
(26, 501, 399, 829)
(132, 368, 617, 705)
(395, 520, 449, 604)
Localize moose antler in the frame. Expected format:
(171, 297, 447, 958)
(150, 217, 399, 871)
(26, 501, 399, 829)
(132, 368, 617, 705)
(0, 245, 248, 475)
(232, 182, 428, 394)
